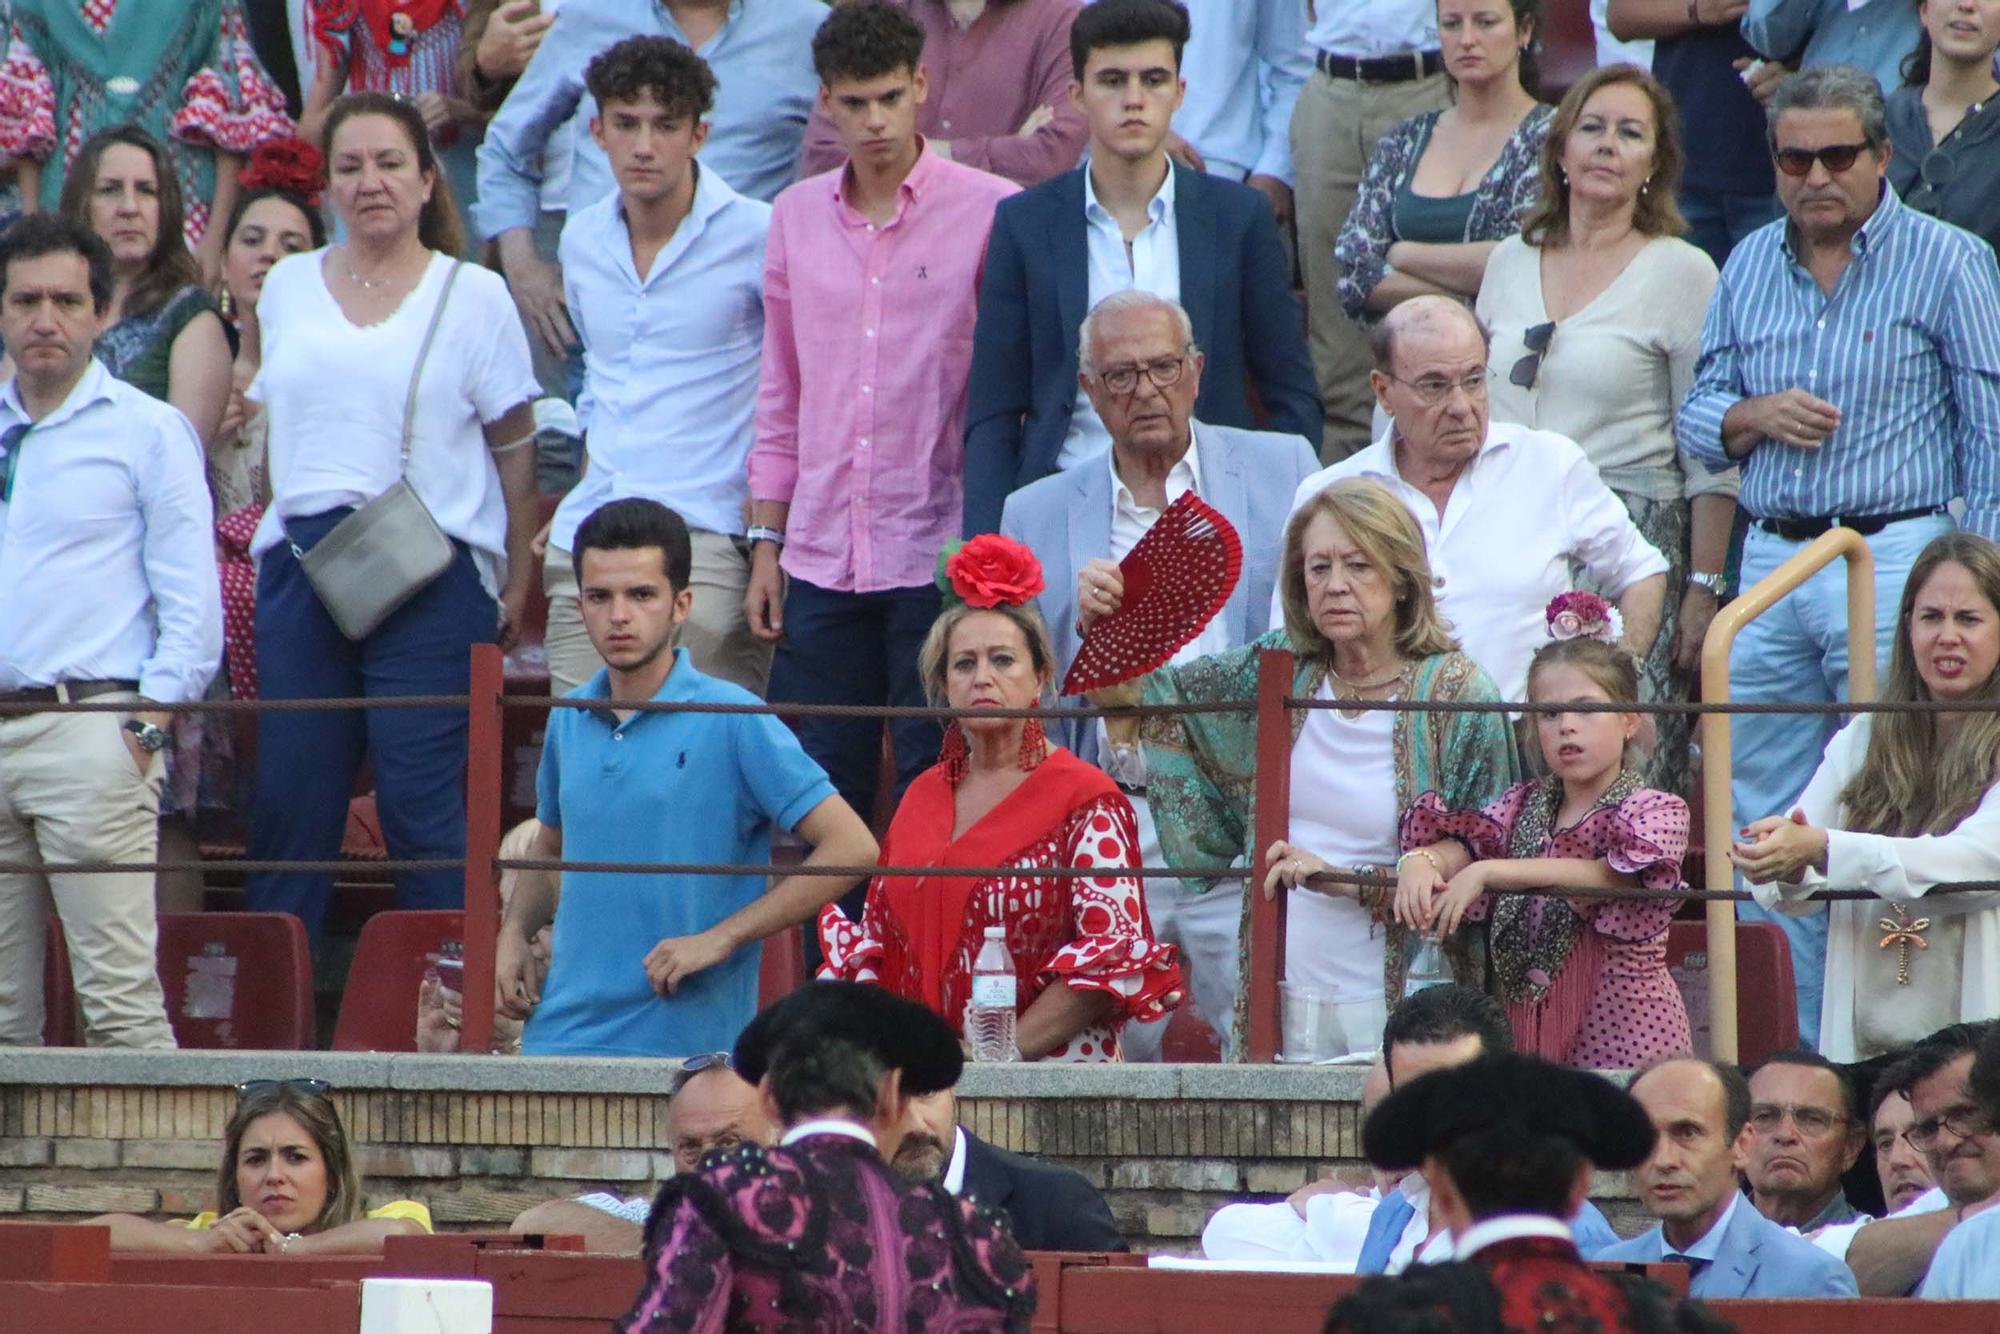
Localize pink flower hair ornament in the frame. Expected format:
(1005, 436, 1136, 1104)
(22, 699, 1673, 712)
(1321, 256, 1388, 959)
(1545, 591, 1623, 645)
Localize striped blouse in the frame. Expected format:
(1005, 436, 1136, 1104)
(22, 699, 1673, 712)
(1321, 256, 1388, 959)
(1676, 185, 2000, 539)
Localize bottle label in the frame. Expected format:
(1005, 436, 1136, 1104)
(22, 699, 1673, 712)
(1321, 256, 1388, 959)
(971, 976, 1016, 1008)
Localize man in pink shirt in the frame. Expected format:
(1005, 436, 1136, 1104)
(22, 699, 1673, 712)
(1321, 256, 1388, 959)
(795, 0, 1089, 188)
(745, 1, 1018, 926)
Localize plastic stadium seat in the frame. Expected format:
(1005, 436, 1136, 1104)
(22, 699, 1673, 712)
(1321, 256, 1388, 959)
(1667, 919, 1801, 1066)
(41, 918, 77, 1047)
(333, 910, 464, 1051)
(759, 926, 805, 1008)
(156, 912, 314, 1049)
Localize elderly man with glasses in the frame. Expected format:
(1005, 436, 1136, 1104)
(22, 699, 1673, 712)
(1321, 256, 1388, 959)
(1743, 1050, 1866, 1229)
(1677, 65, 2000, 1051)
(1921, 1022, 2000, 1297)
(1275, 294, 1666, 703)
(999, 288, 1318, 1061)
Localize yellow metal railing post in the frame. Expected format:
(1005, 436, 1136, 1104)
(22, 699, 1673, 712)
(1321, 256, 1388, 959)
(1698, 528, 1874, 1062)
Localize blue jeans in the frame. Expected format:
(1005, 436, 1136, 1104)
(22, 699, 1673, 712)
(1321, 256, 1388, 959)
(247, 510, 499, 945)
(1680, 185, 1782, 270)
(1729, 512, 1953, 1047)
(767, 578, 942, 919)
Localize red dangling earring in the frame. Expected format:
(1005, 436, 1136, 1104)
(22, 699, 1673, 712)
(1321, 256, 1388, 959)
(1017, 717, 1046, 772)
(941, 721, 970, 786)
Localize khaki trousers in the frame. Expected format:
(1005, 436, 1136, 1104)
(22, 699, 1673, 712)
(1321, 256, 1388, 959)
(545, 531, 774, 698)
(1291, 67, 1452, 459)
(0, 697, 174, 1047)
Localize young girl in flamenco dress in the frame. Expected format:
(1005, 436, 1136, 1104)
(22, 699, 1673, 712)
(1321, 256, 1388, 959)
(1394, 592, 1694, 1068)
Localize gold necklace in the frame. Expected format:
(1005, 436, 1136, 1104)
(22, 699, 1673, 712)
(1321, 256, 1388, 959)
(1329, 661, 1407, 720)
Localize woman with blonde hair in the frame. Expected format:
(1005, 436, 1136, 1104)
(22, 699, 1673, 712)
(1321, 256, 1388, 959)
(86, 1079, 430, 1253)
(1738, 531, 2000, 1060)
(1477, 62, 1733, 797)
(1141, 478, 1519, 1058)
(819, 536, 1183, 1062)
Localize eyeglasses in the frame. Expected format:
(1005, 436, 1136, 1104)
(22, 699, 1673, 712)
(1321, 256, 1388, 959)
(1096, 351, 1192, 396)
(235, 1078, 333, 1101)
(1509, 322, 1555, 390)
(1389, 367, 1489, 406)
(1905, 1103, 1992, 1151)
(1772, 141, 1872, 177)
(1748, 1102, 1847, 1138)
(681, 1052, 734, 1074)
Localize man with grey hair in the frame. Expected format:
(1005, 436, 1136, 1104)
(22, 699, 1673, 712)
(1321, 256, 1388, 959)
(1684, 65, 2000, 1050)
(1276, 295, 1667, 702)
(1000, 289, 1318, 1059)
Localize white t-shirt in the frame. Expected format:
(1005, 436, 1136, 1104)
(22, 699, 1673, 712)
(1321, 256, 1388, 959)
(251, 250, 539, 598)
(1283, 681, 1396, 1003)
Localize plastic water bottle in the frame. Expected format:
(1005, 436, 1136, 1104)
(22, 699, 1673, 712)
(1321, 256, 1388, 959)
(965, 926, 1020, 1062)
(1403, 936, 1450, 998)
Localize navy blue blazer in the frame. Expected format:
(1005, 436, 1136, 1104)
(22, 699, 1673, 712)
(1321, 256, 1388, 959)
(961, 163, 1323, 536)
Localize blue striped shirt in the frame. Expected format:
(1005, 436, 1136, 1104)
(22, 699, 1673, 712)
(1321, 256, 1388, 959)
(1678, 184, 2000, 539)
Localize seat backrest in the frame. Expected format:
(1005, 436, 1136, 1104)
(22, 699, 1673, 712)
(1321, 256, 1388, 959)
(1666, 919, 1801, 1065)
(332, 910, 465, 1052)
(42, 920, 77, 1047)
(156, 912, 315, 1050)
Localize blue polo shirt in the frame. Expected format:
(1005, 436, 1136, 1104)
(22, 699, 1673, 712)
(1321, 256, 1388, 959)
(523, 651, 835, 1057)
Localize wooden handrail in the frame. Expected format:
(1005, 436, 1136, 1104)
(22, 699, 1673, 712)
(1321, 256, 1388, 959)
(1247, 648, 1298, 1063)
(1697, 528, 1875, 1062)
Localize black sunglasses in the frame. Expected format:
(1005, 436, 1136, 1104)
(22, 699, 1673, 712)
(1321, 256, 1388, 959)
(235, 1077, 333, 1101)
(1510, 321, 1555, 390)
(1772, 141, 1871, 177)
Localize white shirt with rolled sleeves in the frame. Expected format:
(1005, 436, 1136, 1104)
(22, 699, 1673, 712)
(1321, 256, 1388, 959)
(0, 360, 220, 702)
(1271, 421, 1668, 701)
(552, 165, 771, 547)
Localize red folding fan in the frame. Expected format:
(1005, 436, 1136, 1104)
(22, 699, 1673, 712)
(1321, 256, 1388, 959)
(1061, 492, 1243, 695)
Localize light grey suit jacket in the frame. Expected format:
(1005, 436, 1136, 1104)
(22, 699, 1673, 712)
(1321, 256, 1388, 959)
(1595, 1195, 1860, 1299)
(998, 420, 1319, 767)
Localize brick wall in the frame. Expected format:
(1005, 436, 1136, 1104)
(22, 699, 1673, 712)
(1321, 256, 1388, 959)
(0, 1054, 1642, 1251)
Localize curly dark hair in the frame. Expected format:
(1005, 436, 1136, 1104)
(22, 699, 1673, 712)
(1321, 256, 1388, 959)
(811, 0, 926, 85)
(1069, 0, 1190, 81)
(584, 35, 717, 123)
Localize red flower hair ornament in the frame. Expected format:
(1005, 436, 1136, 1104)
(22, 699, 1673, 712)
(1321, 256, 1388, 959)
(239, 137, 326, 209)
(935, 535, 1046, 610)
(1545, 591, 1623, 645)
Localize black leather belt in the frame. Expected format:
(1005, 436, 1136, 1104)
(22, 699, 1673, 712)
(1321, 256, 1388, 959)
(0, 678, 139, 705)
(1316, 48, 1446, 82)
(1752, 505, 1946, 542)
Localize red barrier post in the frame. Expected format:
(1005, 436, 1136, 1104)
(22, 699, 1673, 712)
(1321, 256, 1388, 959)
(461, 642, 505, 1055)
(1245, 647, 1295, 1063)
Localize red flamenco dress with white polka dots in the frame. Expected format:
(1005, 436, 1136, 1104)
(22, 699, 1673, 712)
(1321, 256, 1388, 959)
(819, 748, 1184, 1062)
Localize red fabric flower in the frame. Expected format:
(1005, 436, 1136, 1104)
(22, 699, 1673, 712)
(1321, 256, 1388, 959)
(239, 137, 325, 208)
(946, 534, 1045, 609)
(1545, 591, 1620, 644)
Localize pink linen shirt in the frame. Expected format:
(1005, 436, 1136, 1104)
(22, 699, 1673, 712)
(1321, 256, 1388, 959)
(748, 145, 1018, 593)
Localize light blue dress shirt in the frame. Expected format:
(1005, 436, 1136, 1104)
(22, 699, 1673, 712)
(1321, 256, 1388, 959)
(1920, 1206, 2000, 1298)
(1741, 0, 1920, 94)
(0, 360, 220, 703)
(1677, 184, 2000, 538)
(474, 0, 827, 237)
(553, 164, 771, 546)
(1173, 0, 1311, 184)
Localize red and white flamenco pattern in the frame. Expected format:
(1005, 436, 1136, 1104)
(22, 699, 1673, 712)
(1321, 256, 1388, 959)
(821, 796, 1182, 1063)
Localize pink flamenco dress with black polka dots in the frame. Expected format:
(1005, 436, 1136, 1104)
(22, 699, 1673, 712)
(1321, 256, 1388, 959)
(1402, 774, 1694, 1069)
(818, 749, 1184, 1062)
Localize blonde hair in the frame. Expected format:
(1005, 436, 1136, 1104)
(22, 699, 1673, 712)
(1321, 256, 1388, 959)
(1842, 532, 2000, 836)
(1278, 479, 1457, 664)
(916, 601, 1058, 708)
(216, 1084, 363, 1231)
(1520, 63, 1688, 249)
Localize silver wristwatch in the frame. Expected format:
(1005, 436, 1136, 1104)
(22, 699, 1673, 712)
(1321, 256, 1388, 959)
(123, 719, 169, 753)
(1687, 571, 1727, 597)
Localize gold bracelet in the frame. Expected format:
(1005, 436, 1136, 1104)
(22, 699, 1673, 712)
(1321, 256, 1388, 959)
(1397, 848, 1444, 877)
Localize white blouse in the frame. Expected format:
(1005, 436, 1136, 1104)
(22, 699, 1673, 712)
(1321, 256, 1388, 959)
(1479, 234, 1735, 505)
(1285, 682, 1396, 1003)
(251, 250, 539, 597)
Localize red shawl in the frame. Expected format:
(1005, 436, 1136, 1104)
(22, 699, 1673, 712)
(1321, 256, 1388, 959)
(872, 749, 1122, 1015)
